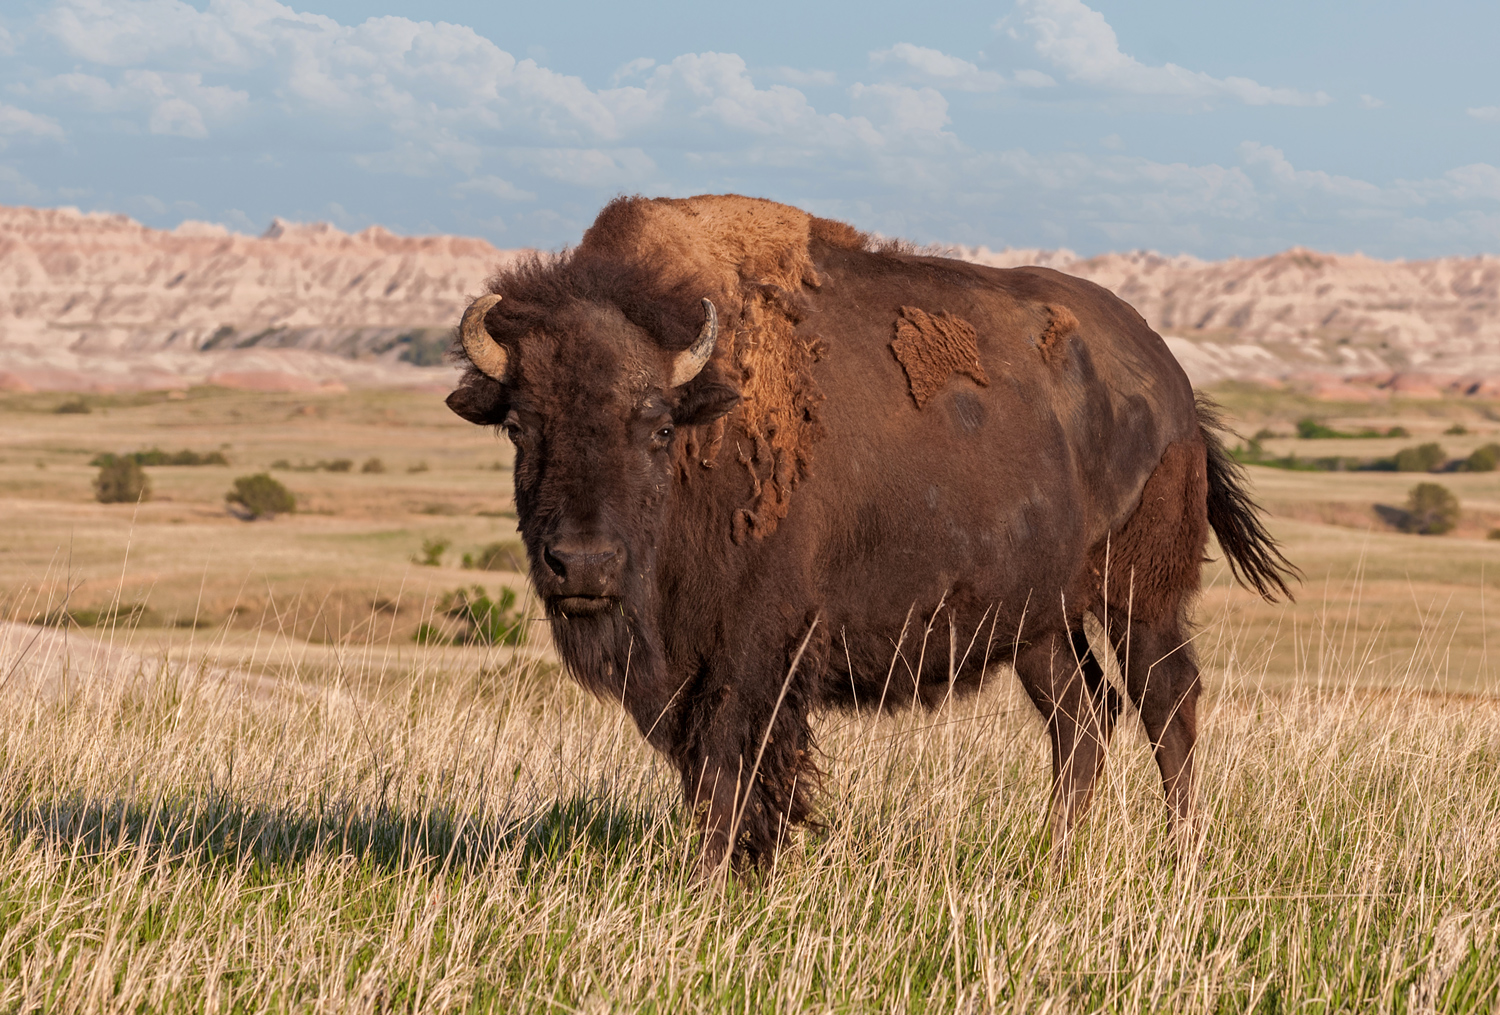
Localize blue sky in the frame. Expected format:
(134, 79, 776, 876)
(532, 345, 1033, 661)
(1, 0, 1496, 258)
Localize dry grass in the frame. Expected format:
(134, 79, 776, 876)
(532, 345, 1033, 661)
(0, 385, 1498, 1010)
(0, 592, 1496, 1012)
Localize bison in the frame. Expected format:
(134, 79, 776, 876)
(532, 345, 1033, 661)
(446, 195, 1295, 878)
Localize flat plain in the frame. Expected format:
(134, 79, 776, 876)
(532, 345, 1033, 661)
(0, 385, 1497, 1012)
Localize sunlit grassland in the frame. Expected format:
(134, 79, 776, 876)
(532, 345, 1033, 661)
(0, 386, 1497, 1010)
(0, 605, 1496, 1012)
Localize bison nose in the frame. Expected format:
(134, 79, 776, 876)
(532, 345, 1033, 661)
(542, 538, 624, 596)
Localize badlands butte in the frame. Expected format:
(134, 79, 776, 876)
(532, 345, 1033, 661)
(2, 201, 1498, 396)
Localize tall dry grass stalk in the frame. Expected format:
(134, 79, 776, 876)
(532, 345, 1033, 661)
(0, 573, 1495, 1013)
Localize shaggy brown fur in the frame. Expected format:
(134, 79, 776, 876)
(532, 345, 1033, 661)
(890, 306, 991, 408)
(445, 194, 1297, 880)
(1037, 304, 1080, 362)
(579, 195, 825, 540)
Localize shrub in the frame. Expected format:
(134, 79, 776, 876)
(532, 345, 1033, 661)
(1392, 443, 1447, 472)
(361, 457, 385, 474)
(1295, 419, 1340, 439)
(54, 397, 91, 414)
(1464, 443, 1500, 472)
(1402, 483, 1460, 535)
(408, 460, 430, 474)
(270, 459, 291, 470)
(416, 586, 526, 646)
(91, 448, 228, 467)
(414, 538, 449, 567)
(94, 458, 151, 504)
(226, 473, 296, 519)
(462, 541, 527, 572)
(324, 458, 353, 473)
(1445, 423, 1469, 435)
(1387, 426, 1410, 438)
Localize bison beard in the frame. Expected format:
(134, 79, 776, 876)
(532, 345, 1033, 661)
(448, 194, 1297, 881)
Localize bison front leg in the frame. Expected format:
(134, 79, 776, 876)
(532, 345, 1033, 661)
(1014, 629, 1121, 862)
(677, 682, 819, 883)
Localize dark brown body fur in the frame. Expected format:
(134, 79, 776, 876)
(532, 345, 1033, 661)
(447, 195, 1295, 874)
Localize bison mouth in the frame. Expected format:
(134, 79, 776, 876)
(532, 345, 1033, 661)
(548, 594, 618, 618)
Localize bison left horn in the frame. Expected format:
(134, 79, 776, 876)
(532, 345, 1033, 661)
(460, 294, 508, 381)
(670, 299, 718, 387)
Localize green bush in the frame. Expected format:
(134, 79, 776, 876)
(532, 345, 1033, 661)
(462, 541, 527, 572)
(416, 586, 526, 646)
(325, 458, 353, 473)
(91, 448, 228, 467)
(414, 538, 449, 567)
(226, 473, 296, 519)
(1445, 422, 1469, 435)
(1392, 443, 1447, 472)
(1464, 443, 1500, 472)
(54, 397, 91, 414)
(1402, 483, 1460, 535)
(361, 457, 385, 474)
(1295, 419, 1341, 439)
(94, 458, 151, 504)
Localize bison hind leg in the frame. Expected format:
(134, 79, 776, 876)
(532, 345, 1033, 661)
(1013, 628, 1124, 863)
(1089, 437, 1211, 842)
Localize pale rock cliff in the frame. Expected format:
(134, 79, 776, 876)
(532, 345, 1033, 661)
(0, 204, 523, 391)
(3, 202, 1497, 396)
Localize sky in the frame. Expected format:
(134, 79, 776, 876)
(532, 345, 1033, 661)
(1, 0, 1497, 259)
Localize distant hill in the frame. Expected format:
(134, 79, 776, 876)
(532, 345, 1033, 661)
(963, 245, 1500, 398)
(0, 204, 522, 392)
(3, 203, 1497, 397)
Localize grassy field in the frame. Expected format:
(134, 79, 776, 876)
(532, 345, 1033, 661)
(0, 385, 1498, 1011)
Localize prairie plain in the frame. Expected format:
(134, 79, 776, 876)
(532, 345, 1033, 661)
(0, 384, 1497, 1012)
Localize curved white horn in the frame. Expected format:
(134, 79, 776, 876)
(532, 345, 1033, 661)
(670, 298, 718, 387)
(460, 294, 508, 381)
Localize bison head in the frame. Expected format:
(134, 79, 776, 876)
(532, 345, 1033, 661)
(446, 286, 738, 639)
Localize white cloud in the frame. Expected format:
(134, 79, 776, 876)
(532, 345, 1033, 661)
(1001, 0, 1330, 107)
(452, 174, 537, 201)
(1469, 106, 1500, 123)
(1360, 94, 1383, 109)
(870, 43, 1005, 92)
(611, 58, 655, 85)
(849, 82, 952, 133)
(38, 69, 247, 136)
(0, 103, 66, 139)
(1012, 69, 1056, 88)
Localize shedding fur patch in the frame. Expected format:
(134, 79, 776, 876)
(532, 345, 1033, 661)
(1036, 304, 1079, 362)
(890, 306, 990, 409)
(580, 195, 826, 542)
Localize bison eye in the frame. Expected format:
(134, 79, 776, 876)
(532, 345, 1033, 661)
(651, 423, 675, 448)
(501, 410, 522, 443)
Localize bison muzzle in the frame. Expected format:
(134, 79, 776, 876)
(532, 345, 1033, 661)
(446, 194, 1297, 880)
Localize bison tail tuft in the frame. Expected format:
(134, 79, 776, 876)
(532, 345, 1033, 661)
(1196, 394, 1301, 602)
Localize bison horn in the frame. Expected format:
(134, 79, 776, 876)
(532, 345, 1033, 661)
(460, 293, 508, 381)
(670, 299, 718, 387)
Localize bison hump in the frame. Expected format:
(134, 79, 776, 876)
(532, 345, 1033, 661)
(890, 306, 990, 409)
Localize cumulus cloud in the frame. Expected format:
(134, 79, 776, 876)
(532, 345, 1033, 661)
(870, 44, 1005, 92)
(0, 103, 66, 139)
(1000, 0, 1330, 107)
(1469, 106, 1500, 123)
(38, 68, 247, 136)
(2, 0, 1495, 259)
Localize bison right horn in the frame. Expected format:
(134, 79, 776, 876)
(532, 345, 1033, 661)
(460, 294, 508, 381)
(670, 299, 718, 387)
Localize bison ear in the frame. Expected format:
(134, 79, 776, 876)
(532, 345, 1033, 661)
(446, 377, 508, 425)
(672, 380, 740, 427)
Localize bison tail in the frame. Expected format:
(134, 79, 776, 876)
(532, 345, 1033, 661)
(1196, 394, 1301, 602)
